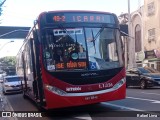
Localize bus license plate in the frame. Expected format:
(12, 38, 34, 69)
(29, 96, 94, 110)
(85, 96, 98, 100)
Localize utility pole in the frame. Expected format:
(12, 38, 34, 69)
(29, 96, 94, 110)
(118, 13, 129, 68)
(128, 0, 136, 69)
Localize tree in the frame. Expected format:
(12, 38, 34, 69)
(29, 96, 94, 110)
(0, 56, 16, 66)
(0, 56, 16, 75)
(0, 0, 6, 17)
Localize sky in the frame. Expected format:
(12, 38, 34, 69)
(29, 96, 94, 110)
(0, 0, 144, 58)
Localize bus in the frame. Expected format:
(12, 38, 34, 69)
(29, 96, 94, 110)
(16, 10, 126, 110)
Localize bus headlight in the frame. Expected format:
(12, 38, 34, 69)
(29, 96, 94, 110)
(45, 84, 66, 96)
(113, 78, 126, 89)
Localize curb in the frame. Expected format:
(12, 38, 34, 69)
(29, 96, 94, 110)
(0, 84, 18, 120)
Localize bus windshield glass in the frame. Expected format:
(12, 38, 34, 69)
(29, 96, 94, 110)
(42, 26, 123, 71)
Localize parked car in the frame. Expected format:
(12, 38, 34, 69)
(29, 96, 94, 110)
(2, 75, 23, 94)
(142, 67, 160, 86)
(126, 67, 155, 89)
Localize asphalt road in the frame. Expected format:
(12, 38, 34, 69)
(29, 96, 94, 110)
(1, 85, 160, 120)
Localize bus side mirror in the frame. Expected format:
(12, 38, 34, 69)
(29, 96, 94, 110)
(120, 24, 128, 37)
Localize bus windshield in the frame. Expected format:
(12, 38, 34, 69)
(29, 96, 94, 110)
(42, 26, 123, 71)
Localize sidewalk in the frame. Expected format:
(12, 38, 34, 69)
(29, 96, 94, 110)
(0, 83, 18, 120)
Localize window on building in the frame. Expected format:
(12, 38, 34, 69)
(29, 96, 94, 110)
(135, 24, 141, 52)
(157, 62, 160, 72)
(147, 2, 155, 16)
(137, 63, 142, 67)
(150, 64, 155, 69)
(148, 28, 155, 42)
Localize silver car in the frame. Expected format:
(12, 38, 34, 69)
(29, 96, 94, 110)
(0, 76, 3, 83)
(2, 76, 22, 94)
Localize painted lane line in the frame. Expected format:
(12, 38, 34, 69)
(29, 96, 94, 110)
(141, 92, 160, 96)
(74, 114, 92, 120)
(102, 102, 144, 111)
(127, 96, 160, 104)
(102, 102, 160, 116)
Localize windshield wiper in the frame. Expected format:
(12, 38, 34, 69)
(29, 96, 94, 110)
(91, 29, 96, 54)
(93, 26, 105, 41)
(90, 26, 105, 53)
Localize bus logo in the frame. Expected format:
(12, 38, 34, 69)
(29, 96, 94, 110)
(81, 72, 98, 77)
(66, 87, 81, 92)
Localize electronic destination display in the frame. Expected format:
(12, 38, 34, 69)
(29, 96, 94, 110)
(46, 12, 116, 24)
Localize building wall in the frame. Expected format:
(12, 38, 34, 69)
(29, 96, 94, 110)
(130, 7, 143, 63)
(132, 0, 160, 71)
(131, 7, 143, 52)
(120, 0, 160, 70)
(143, 0, 160, 50)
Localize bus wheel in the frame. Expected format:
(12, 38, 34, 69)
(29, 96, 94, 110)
(140, 80, 146, 89)
(37, 104, 46, 112)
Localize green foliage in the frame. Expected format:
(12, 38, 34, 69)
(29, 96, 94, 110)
(0, 56, 16, 66)
(0, 56, 16, 75)
(0, 0, 6, 16)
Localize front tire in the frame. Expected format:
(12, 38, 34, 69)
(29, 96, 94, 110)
(23, 90, 27, 99)
(37, 103, 46, 112)
(140, 80, 146, 89)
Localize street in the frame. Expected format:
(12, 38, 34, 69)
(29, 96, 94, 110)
(0, 84, 160, 120)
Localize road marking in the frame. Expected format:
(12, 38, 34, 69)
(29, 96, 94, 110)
(141, 92, 160, 96)
(127, 96, 160, 104)
(74, 114, 92, 120)
(2, 97, 19, 120)
(102, 102, 144, 111)
(102, 102, 160, 117)
(0, 83, 18, 120)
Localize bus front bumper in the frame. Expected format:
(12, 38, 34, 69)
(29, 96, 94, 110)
(44, 78, 126, 109)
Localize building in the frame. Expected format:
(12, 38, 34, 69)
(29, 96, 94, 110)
(143, 0, 160, 71)
(131, 6, 144, 68)
(129, 0, 160, 71)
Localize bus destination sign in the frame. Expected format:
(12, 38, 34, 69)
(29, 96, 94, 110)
(46, 12, 115, 24)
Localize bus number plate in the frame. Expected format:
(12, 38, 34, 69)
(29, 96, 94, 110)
(85, 96, 98, 100)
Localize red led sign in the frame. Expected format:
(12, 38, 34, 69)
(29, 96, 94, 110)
(53, 15, 106, 23)
(56, 61, 86, 69)
(46, 12, 115, 24)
